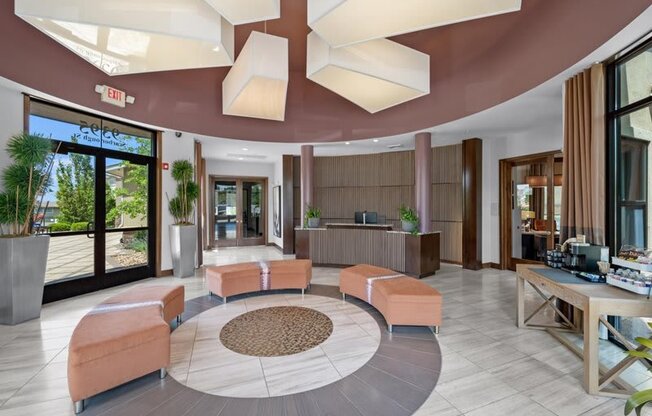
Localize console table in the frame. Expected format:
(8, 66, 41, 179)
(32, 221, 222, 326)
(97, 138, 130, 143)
(516, 264, 652, 398)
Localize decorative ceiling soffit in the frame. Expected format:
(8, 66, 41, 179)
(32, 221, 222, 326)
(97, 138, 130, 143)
(223, 31, 289, 121)
(15, 0, 235, 76)
(203, 0, 281, 25)
(307, 32, 429, 114)
(307, 0, 523, 48)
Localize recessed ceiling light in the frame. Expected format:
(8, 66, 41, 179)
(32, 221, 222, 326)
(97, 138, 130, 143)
(373, 139, 379, 143)
(345, 142, 350, 145)
(238, 157, 244, 160)
(242, 147, 249, 151)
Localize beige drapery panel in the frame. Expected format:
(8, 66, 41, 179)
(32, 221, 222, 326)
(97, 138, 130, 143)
(560, 63, 605, 244)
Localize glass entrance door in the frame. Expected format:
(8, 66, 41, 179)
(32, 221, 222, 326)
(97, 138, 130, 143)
(211, 178, 266, 247)
(28, 98, 156, 303)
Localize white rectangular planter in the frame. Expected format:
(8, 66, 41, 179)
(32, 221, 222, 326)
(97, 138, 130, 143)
(0, 235, 49, 325)
(169, 225, 196, 278)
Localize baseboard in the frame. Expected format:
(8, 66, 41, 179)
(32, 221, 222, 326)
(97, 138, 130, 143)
(482, 262, 501, 269)
(267, 242, 283, 252)
(441, 260, 462, 266)
(157, 269, 173, 277)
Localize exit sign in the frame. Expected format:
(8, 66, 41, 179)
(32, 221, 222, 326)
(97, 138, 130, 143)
(100, 85, 126, 108)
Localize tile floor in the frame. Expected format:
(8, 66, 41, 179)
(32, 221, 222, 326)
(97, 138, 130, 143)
(170, 294, 380, 398)
(0, 246, 650, 415)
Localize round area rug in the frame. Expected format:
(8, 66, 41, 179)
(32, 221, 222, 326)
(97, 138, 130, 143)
(219, 306, 333, 357)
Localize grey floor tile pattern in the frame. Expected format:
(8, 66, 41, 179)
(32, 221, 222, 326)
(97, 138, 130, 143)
(1, 246, 651, 415)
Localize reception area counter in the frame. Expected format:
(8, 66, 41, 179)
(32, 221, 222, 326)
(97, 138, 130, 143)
(295, 224, 440, 277)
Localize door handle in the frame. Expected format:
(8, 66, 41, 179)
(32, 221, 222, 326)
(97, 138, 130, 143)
(86, 222, 95, 239)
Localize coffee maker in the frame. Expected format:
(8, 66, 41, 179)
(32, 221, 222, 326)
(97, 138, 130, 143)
(563, 243, 609, 273)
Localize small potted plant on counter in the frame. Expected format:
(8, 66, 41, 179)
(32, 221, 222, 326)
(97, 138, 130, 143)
(399, 205, 419, 234)
(0, 133, 56, 325)
(167, 160, 199, 278)
(305, 205, 321, 228)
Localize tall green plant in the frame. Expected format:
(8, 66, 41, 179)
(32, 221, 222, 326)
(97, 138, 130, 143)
(167, 160, 198, 225)
(0, 133, 56, 236)
(625, 322, 652, 415)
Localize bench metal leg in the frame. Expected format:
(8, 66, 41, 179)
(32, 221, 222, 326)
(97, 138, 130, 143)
(434, 326, 440, 334)
(388, 324, 393, 333)
(176, 315, 182, 324)
(301, 288, 304, 295)
(342, 293, 346, 301)
(223, 296, 227, 304)
(430, 326, 439, 334)
(208, 291, 212, 298)
(74, 400, 85, 414)
(160, 368, 167, 379)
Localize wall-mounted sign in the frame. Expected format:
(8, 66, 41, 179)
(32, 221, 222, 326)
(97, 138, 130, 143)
(94, 85, 135, 108)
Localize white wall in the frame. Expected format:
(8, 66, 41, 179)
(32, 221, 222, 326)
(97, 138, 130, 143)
(203, 158, 282, 249)
(481, 124, 563, 264)
(160, 131, 196, 271)
(0, 84, 27, 188)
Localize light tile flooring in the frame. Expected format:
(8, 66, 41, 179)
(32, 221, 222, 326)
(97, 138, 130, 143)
(170, 294, 380, 398)
(0, 246, 651, 415)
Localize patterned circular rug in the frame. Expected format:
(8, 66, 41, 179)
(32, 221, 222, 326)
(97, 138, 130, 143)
(219, 306, 334, 357)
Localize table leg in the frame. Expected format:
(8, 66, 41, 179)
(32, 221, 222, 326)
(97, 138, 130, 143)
(583, 305, 600, 395)
(517, 275, 525, 328)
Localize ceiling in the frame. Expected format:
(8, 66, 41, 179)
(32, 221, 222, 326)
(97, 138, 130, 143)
(1, 1, 650, 143)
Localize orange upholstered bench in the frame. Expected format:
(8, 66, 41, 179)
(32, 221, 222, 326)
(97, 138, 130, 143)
(206, 259, 312, 302)
(340, 264, 442, 333)
(102, 284, 185, 324)
(67, 284, 184, 413)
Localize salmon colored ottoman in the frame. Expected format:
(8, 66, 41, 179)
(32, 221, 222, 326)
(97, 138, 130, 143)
(101, 284, 185, 324)
(340, 264, 442, 333)
(67, 305, 170, 414)
(206, 260, 312, 302)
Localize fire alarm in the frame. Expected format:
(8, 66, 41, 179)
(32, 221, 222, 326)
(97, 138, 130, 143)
(162, 162, 169, 170)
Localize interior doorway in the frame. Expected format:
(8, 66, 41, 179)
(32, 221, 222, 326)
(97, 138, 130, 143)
(499, 151, 563, 270)
(209, 176, 267, 247)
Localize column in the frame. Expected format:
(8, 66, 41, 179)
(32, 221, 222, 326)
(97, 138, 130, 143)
(462, 138, 482, 270)
(415, 132, 432, 233)
(300, 145, 314, 224)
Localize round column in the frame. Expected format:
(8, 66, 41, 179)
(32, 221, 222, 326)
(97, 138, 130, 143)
(415, 133, 432, 233)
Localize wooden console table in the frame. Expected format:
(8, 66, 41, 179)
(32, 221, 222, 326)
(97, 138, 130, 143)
(516, 264, 652, 398)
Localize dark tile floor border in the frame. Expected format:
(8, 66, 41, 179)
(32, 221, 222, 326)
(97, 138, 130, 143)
(82, 284, 442, 416)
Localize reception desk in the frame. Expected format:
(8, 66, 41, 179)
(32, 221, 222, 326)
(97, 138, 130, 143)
(295, 223, 440, 277)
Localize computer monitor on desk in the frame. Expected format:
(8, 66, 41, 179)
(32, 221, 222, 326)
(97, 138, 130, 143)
(354, 211, 377, 224)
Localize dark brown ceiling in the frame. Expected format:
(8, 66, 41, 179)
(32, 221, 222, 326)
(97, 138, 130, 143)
(1, 0, 650, 142)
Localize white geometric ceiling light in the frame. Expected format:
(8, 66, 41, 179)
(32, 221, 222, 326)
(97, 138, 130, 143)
(203, 0, 280, 25)
(14, 0, 234, 76)
(308, 0, 522, 47)
(222, 31, 288, 121)
(307, 32, 429, 114)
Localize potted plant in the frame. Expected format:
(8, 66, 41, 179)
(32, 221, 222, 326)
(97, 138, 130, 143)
(0, 133, 56, 325)
(305, 205, 321, 228)
(167, 160, 198, 278)
(399, 205, 419, 234)
(624, 323, 652, 415)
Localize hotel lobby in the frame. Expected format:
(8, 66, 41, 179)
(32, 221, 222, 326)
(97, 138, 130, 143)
(1, 1, 652, 415)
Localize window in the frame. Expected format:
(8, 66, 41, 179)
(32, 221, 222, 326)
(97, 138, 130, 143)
(607, 36, 652, 345)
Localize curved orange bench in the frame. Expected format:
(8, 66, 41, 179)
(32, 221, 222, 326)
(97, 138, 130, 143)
(340, 264, 442, 333)
(67, 285, 184, 414)
(206, 260, 312, 302)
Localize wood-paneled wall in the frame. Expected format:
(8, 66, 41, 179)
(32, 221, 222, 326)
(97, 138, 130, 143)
(292, 145, 463, 263)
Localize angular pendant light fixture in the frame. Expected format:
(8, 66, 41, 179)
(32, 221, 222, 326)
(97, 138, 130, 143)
(15, 0, 234, 76)
(203, 0, 280, 25)
(222, 31, 288, 121)
(308, 0, 522, 47)
(307, 32, 429, 114)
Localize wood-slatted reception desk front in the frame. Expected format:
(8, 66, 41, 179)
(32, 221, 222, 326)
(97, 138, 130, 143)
(295, 224, 440, 277)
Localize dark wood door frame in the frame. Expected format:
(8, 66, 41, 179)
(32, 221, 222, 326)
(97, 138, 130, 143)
(208, 175, 268, 248)
(499, 150, 561, 270)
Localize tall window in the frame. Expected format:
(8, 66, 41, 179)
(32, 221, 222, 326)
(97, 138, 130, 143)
(607, 36, 652, 344)
(608, 39, 652, 252)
